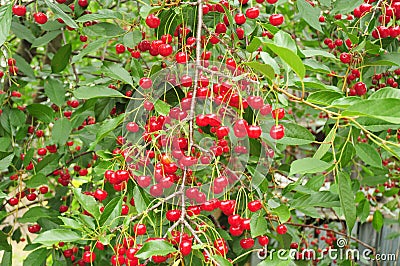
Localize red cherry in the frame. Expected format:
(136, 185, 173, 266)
(228, 214, 242, 227)
(158, 44, 173, 56)
(234, 13, 246, 25)
(241, 218, 251, 230)
(126, 122, 139, 132)
(276, 224, 288, 235)
(133, 223, 147, 235)
(219, 199, 236, 215)
(240, 238, 255, 249)
(137, 175, 151, 188)
(271, 108, 285, 120)
(354, 81, 367, 96)
(270, 124, 285, 140)
(258, 235, 269, 246)
(78, 0, 88, 7)
(121, 204, 129, 215)
(139, 77, 152, 89)
(236, 27, 245, 39)
(82, 251, 96, 263)
(269, 14, 284, 26)
(146, 14, 161, 28)
(79, 35, 88, 42)
(214, 238, 228, 256)
(247, 125, 262, 139)
(94, 189, 108, 201)
(267, 0, 278, 3)
(215, 22, 227, 34)
(248, 200, 262, 212)
(180, 75, 193, 87)
(229, 225, 244, 236)
(233, 119, 248, 138)
(246, 7, 260, 19)
(37, 148, 47, 156)
(12, 5, 27, 16)
(166, 209, 181, 222)
(290, 242, 299, 249)
(26, 193, 37, 201)
(115, 44, 126, 54)
(59, 205, 68, 213)
(340, 52, 352, 64)
(8, 197, 19, 206)
(180, 239, 192, 256)
(39, 186, 49, 194)
(175, 52, 188, 64)
(115, 170, 130, 182)
(33, 12, 48, 24)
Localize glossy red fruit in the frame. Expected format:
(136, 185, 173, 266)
(133, 223, 147, 235)
(276, 224, 288, 234)
(180, 239, 192, 256)
(12, 5, 26, 16)
(139, 77, 152, 89)
(354, 81, 367, 96)
(121, 204, 129, 215)
(247, 125, 262, 139)
(340, 52, 352, 64)
(175, 52, 188, 64)
(78, 0, 88, 7)
(158, 44, 173, 56)
(126, 122, 139, 132)
(37, 148, 47, 156)
(115, 44, 126, 54)
(267, 0, 278, 3)
(269, 14, 284, 26)
(214, 238, 228, 256)
(137, 175, 151, 188)
(166, 209, 181, 221)
(248, 200, 262, 212)
(270, 124, 285, 140)
(33, 12, 48, 24)
(82, 251, 96, 263)
(271, 108, 285, 120)
(94, 189, 108, 201)
(246, 7, 260, 19)
(8, 197, 19, 206)
(233, 119, 248, 138)
(116, 170, 130, 182)
(234, 13, 246, 25)
(228, 214, 242, 227)
(146, 14, 161, 28)
(258, 235, 269, 246)
(240, 238, 255, 249)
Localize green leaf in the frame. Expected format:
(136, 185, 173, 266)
(0, 154, 14, 172)
(365, 52, 400, 67)
(19, 206, 58, 223)
(25, 173, 47, 188)
(372, 210, 384, 231)
(277, 122, 315, 145)
(265, 42, 305, 79)
(83, 22, 124, 37)
(343, 99, 400, 124)
(313, 127, 336, 160)
(26, 104, 55, 123)
(135, 240, 177, 259)
(32, 30, 61, 47)
(330, 96, 362, 108)
(1, 250, 12, 266)
(33, 229, 81, 246)
(90, 114, 124, 150)
(44, 79, 66, 107)
(99, 197, 122, 227)
(250, 212, 268, 238)
(73, 188, 101, 219)
(0, 231, 11, 252)
(271, 205, 291, 223)
(368, 87, 400, 99)
(289, 158, 331, 176)
(211, 255, 232, 266)
(52, 118, 72, 145)
(307, 91, 343, 105)
(244, 62, 275, 81)
(102, 63, 133, 87)
(60, 217, 82, 230)
(133, 186, 148, 213)
(72, 37, 109, 63)
(291, 191, 340, 208)
(0, 137, 11, 152)
(338, 173, 356, 232)
(14, 54, 35, 78)
(301, 49, 335, 59)
(297, 0, 323, 32)
(35, 153, 60, 174)
(0, 5, 12, 47)
(246, 37, 262, 53)
(355, 143, 382, 168)
(45, 0, 78, 29)
(51, 43, 72, 73)
(23, 248, 48, 266)
(154, 100, 170, 116)
(11, 21, 35, 43)
(357, 199, 370, 223)
(76, 11, 122, 22)
(74, 86, 125, 99)
(123, 30, 143, 48)
(274, 31, 297, 52)
(332, 0, 363, 14)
